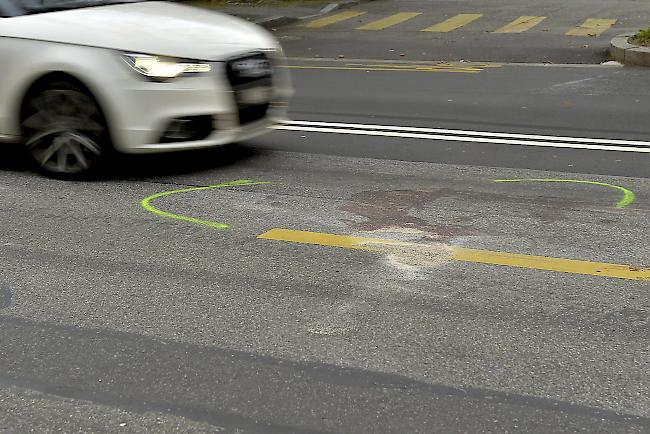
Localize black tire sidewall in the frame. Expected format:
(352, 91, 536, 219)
(21, 80, 111, 180)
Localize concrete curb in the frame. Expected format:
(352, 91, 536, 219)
(254, 0, 364, 29)
(610, 33, 650, 67)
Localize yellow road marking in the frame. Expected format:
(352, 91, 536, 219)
(357, 12, 422, 30)
(566, 18, 617, 36)
(452, 248, 648, 281)
(258, 228, 650, 281)
(258, 228, 406, 249)
(494, 16, 546, 33)
(282, 65, 482, 73)
(283, 61, 502, 73)
(346, 62, 502, 69)
(345, 63, 482, 71)
(303, 11, 366, 28)
(422, 14, 483, 32)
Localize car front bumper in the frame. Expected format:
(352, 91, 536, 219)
(122, 112, 283, 153)
(101, 54, 292, 154)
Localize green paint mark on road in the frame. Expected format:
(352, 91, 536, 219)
(494, 179, 636, 209)
(141, 179, 270, 229)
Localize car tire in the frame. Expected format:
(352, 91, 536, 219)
(21, 80, 110, 179)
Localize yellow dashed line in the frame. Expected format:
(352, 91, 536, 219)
(421, 14, 483, 32)
(357, 12, 422, 30)
(258, 228, 650, 281)
(566, 18, 617, 36)
(303, 11, 366, 28)
(300, 12, 621, 39)
(494, 16, 546, 33)
(282, 65, 482, 73)
(345, 62, 503, 69)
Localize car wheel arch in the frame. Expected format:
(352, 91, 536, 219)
(17, 71, 115, 149)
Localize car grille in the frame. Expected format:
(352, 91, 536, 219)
(225, 53, 273, 126)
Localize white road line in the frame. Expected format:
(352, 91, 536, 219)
(271, 121, 650, 153)
(274, 125, 650, 153)
(280, 120, 649, 147)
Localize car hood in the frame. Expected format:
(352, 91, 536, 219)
(0, 1, 279, 60)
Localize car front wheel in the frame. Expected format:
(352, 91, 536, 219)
(21, 81, 109, 179)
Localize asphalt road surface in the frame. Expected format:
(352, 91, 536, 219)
(0, 60, 648, 433)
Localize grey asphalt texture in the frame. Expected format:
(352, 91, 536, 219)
(257, 59, 650, 177)
(273, 0, 650, 63)
(0, 62, 649, 433)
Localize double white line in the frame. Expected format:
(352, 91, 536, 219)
(272, 120, 650, 153)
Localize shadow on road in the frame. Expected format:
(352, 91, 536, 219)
(0, 313, 647, 433)
(0, 143, 265, 181)
(0, 144, 30, 172)
(109, 143, 265, 180)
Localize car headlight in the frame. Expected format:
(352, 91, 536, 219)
(265, 45, 285, 58)
(122, 53, 211, 80)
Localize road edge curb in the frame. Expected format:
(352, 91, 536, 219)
(610, 33, 650, 67)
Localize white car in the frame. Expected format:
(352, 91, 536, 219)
(0, 0, 292, 177)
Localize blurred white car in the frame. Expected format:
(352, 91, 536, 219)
(0, 0, 292, 177)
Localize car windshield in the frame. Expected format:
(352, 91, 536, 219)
(6, 0, 148, 14)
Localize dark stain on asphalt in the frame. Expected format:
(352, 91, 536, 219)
(0, 287, 11, 310)
(459, 190, 604, 224)
(520, 196, 569, 224)
(447, 191, 565, 224)
(339, 188, 473, 238)
(340, 187, 605, 237)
